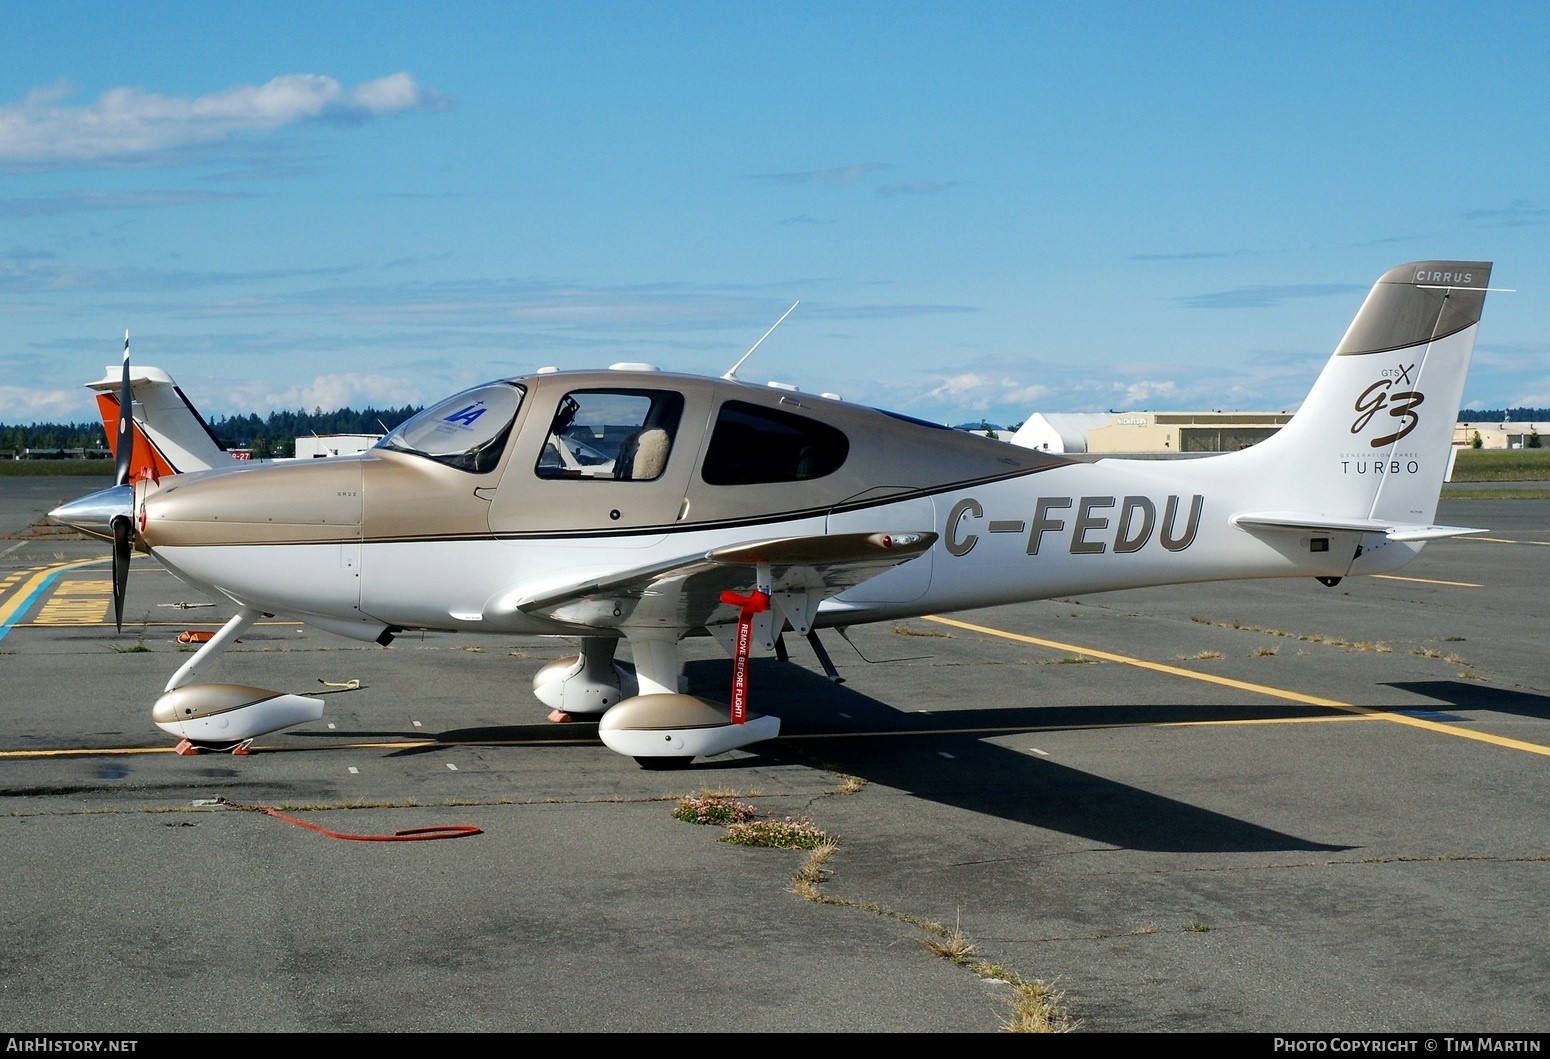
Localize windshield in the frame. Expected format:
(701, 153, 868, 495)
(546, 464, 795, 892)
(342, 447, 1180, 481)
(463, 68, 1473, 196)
(376, 382, 525, 473)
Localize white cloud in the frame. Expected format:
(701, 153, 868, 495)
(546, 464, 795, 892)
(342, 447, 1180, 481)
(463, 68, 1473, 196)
(923, 372, 988, 399)
(1122, 379, 1179, 406)
(0, 385, 82, 420)
(248, 372, 427, 413)
(0, 73, 448, 169)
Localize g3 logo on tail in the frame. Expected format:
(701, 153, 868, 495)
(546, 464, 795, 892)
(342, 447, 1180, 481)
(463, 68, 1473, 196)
(1352, 363, 1423, 447)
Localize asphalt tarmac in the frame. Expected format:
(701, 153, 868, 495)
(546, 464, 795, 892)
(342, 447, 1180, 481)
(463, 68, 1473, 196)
(3, 476, 1549, 1034)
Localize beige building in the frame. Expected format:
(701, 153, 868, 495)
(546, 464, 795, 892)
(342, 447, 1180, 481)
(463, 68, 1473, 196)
(1013, 410, 1543, 456)
(1083, 411, 1295, 454)
(1452, 421, 1549, 450)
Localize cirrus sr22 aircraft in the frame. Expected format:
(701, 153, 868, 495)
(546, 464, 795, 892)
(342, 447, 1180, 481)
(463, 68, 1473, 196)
(52, 260, 1492, 768)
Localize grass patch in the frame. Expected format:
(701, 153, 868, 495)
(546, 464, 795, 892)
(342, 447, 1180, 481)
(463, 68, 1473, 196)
(920, 915, 976, 961)
(1440, 486, 1550, 500)
(0, 461, 114, 478)
(782, 831, 1075, 1032)
(914, 915, 1074, 1033)
(672, 793, 759, 826)
(723, 815, 831, 849)
(684, 782, 1073, 1031)
(998, 979, 1073, 1034)
(1448, 449, 1550, 482)
(892, 623, 951, 638)
(833, 773, 865, 795)
(671, 793, 831, 848)
(789, 841, 838, 899)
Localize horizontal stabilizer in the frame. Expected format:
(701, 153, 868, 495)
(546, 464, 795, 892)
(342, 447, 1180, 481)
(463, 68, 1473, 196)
(1232, 511, 1484, 542)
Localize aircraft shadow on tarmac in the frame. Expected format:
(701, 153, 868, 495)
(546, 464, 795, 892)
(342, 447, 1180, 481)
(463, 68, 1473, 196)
(725, 657, 1348, 855)
(309, 653, 1350, 855)
(1384, 680, 1550, 721)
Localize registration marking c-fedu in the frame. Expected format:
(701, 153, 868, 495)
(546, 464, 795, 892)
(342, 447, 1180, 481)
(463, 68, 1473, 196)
(923, 615, 1550, 759)
(0, 557, 107, 642)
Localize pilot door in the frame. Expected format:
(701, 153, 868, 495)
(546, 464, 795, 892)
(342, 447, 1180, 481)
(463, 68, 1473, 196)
(488, 383, 705, 541)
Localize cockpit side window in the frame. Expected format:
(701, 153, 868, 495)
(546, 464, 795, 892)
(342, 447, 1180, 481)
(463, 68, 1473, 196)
(701, 400, 849, 485)
(375, 382, 524, 474)
(535, 389, 685, 481)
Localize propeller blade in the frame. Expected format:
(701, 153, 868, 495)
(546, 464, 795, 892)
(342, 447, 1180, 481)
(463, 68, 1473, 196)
(111, 513, 131, 633)
(113, 331, 133, 488)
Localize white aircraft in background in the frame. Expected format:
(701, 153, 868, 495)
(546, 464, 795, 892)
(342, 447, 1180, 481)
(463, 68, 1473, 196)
(52, 261, 1493, 768)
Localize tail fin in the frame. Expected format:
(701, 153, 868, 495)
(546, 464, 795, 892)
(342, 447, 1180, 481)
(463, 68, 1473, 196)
(1230, 261, 1490, 541)
(89, 365, 237, 476)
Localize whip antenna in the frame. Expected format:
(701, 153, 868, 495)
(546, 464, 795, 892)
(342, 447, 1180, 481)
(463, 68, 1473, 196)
(723, 301, 799, 380)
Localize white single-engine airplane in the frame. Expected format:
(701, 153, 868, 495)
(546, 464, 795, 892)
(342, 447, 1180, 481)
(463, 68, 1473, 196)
(52, 260, 1492, 767)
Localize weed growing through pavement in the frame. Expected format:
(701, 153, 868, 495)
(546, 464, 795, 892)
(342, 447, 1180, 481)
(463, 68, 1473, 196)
(892, 623, 951, 638)
(921, 914, 976, 960)
(672, 793, 758, 826)
(723, 815, 830, 849)
(673, 787, 1072, 1031)
(111, 630, 151, 654)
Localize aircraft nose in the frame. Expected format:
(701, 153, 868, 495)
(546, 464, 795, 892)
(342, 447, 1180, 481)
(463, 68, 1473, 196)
(49, 484, 134, 543)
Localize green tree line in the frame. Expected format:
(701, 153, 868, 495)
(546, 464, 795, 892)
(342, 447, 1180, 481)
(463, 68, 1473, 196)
(1459, 408, 1550, 422)
(0, 405, 421, 458)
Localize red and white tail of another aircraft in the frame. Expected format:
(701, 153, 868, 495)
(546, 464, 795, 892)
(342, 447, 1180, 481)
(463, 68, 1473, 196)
(89, 364, 239, 479)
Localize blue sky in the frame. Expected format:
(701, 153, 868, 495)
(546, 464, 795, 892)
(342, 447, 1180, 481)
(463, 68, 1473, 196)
(2, 1, 1546, 427)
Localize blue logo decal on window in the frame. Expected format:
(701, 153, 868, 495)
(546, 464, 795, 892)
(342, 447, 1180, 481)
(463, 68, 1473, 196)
(444, 404, 486, 426)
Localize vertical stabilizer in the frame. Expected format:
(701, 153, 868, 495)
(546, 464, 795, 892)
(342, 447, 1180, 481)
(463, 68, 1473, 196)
(1232, 261, 1490, 529)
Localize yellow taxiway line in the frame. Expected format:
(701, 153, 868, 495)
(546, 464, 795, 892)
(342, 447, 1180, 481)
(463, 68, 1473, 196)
(1370, 574, 1482, 587)
(0, 557, 106, 635)
(923, 614, 1550, 759)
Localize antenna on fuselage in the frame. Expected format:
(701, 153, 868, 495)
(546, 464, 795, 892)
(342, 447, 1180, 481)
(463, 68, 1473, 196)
(723, 301, 799, 381)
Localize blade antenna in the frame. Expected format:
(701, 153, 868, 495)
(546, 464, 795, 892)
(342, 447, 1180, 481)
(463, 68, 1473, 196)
(723, 301, 799, 380)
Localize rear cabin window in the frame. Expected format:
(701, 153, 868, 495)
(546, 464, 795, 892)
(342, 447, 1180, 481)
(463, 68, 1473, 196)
(535, 389, 685, 481)
(701, 400, 849, 485)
